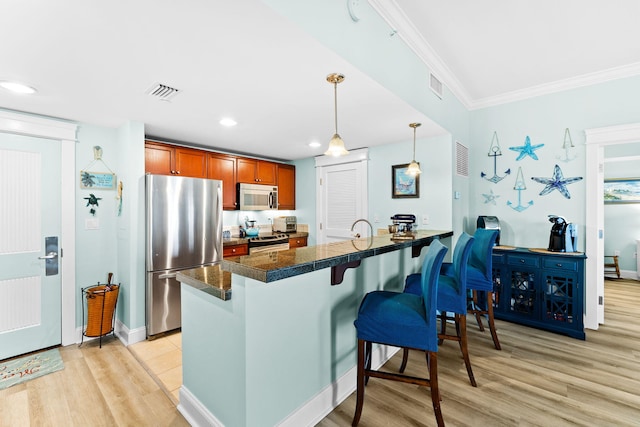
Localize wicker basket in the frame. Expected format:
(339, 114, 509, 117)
(84, 284, 119, 337)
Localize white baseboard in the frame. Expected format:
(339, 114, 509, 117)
(609, 269, 640, 280)
(115, 319, 147, 346)
(178, 386, 224, 427)
(175, 344, 399, 427)
(74, 320, 146, 348)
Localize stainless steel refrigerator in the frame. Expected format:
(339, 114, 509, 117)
(145, 174, 223, 336)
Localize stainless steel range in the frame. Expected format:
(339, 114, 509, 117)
(247, 234, 290, 254)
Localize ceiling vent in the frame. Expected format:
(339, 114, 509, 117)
(146, 83, 180, 101)
(429, 73, 443, 99)
(455, 141, 469, 177)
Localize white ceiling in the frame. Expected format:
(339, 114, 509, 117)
(2, 1, 639, 161)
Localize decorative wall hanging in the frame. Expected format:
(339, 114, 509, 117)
(80, 146, 116, 190)
(531, 164, 583, 199)
(116, 181, 124, 216)
(392, 163, 420, 198)
(557, 128, 578, 162)
(481, 189, 500, 205)
(604, 178, 640, 203)
(507, 167, 534, 212)
(509, 135, 544, 161)
(84, 193, 102, 216)
(481, 131, 510, 183)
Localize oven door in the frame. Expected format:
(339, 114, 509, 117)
(249, 242, 290, 254)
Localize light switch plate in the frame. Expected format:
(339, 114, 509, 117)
(85, 218, 99, 230)
(422, 214, 429, 225)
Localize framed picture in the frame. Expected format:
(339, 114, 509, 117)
(80, 171, 117, 190)
(392, 163, 420, 198)
(604, 178, 640, 203)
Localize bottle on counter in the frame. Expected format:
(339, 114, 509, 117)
(239, 225, 246, 238)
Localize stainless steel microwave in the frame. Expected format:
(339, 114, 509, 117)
(238, 183, 278, 210)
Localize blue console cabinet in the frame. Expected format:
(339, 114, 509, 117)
(491, 247, 586, 340)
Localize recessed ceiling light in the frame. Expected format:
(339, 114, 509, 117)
(0, 80, 37, 94)
(219, 118, 237, 127)
(309, 141, 321, 148)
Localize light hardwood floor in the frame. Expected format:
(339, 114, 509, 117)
(319, 278, 640, 426)
(1, 279, 638, 426)
(0, 336, 188, 427)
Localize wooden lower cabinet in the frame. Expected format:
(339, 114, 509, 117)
(288, 236, 307, 248)
(208, 153, 237, 210)
(223, 244, 248, 257)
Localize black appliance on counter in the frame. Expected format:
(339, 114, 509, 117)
(547, 215, 577, 252)
(477, 215, 500, 245)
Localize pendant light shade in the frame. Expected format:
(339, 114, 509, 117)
(325, 73, 349, 157)
(406, 123, 422, 176)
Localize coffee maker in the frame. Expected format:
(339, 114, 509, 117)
(547, 215, 577, 252)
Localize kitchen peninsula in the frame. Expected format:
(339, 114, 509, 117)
(176, 230, 452, 427)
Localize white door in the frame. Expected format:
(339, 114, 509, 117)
(0, 134, 62, 360)
(316, 149, 368, 244)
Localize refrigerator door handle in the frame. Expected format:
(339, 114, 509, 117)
(158, 272, 178, 279)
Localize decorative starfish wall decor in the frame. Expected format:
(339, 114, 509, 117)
(507, 167, 533, 212)
(481, 131, 511, 183)
(509, 135, 544, 161)
(481, 189, 500, 205)
(531, 164, 583, 199)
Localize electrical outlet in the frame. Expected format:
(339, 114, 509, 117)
(614, 250, 620, 256)
(422, 214, 429, 225)
(374, 214, 379, 223)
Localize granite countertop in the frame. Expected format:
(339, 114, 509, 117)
(177, 264, 232, 300)
(223, 231, 309, 246)
(221, 230, 452, 283)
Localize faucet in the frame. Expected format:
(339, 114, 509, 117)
(351, 218, 373, 239)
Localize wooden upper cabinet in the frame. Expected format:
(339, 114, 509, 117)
(174, 147, 207, 178)
(144, 141, 207, 178)
(277, 164, 295, 210)
(236, 158, 277, 185)
(145, 141, 174, 175)
(208, 153, 237, 210)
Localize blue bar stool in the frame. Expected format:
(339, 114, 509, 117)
(403, 232, 477, 387)
(352, 240, 448, 427)
(467, 229, 501, 350)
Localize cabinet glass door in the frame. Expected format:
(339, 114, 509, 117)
(543, 272, 576, 325)
(509, 269, 538, 318)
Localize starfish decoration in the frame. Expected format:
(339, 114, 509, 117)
(530, 164, 583, 199)
(481, 189, 500, 205)
(509, 136, 544, 161)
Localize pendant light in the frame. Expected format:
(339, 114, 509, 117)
(406, 122, 422, 176)
(325, 73, 349, 157)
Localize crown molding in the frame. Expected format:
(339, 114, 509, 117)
(367, 0, 474, 109)
(368, 1, 640, 111)
(471, 62, 640, 110)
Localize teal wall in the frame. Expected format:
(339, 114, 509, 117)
(75, 121, 146, 330)
(75, 125, 120, 324)
(469, 75, 640, 263)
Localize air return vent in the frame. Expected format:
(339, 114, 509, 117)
(146, 83, 180, 101)
(429, 73, 443, 99)
(455, 141, 469, 177)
